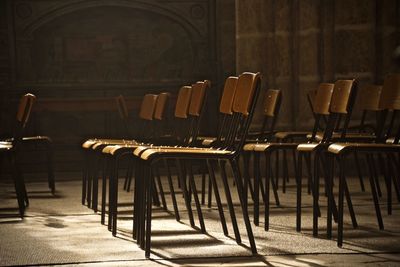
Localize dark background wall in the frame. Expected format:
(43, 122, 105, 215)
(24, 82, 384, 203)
(236, 0, 400, 130)
(0, 0, 234, 172)
(0, 0, 399, 172)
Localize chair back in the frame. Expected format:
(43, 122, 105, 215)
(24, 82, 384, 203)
(313, 83, 334, 115)
(171, 85, 193, 145)
(136, 94, 158, 140)
(355, 85, 382, 133)
(358, 85, 382, 111)
(321, 79, 358, 142)
(214, 76, 238, 144)
(174, 86, 192, 119)
(115, 95, 130, 137)
(139, 94, 158, 121)
(258, 89, 282, 140)
(219, 77, 238, 115)
(154, 93, 170, 121)
(115, 95, 129, 121)
(217, 72, 261, 152)
(185, 80, 210, 145)
(308, 83, 334, 141)
(14, 93, 36, 143)
(189, 81, 209, 116)
(151, 92, 171, 140)
(377, 74, 400, 143)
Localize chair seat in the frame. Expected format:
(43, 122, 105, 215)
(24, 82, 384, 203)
(297, 143, 320, 152)
(243, 143, 256, 151)
(0, 142, 13, 150)
(275, 131, 310, 140)
(82, 139, 98, 149)
(311, 132, 376, 142)
(244, 142, 298, 152)
(202, 138, 216, 146)
(102, 144, 141, 155)
(82, 138, 137, 149)
(138, 146, 232, 160)
(386, 137, 395, 144)
(328, 142, 400, 154)
(22, 136, 52, 142)
(91, 139, 137, 150)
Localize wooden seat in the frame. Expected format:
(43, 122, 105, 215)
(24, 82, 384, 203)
(327, 73, 400, 247)
(130, 72, 261, 258)
(0, 93, 36, 217)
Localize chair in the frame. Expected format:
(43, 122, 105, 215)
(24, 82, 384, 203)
(81, 94, 134, 205)
(243, 82, 335, 230)
(0, 93, 36, 217)
(296, 79, 359, 237)
(241, 89, 282, 219)
(131, 72, 261, 258)
(327, 73, 400, 247)
(82, 94, 159, 210)
(273, 89, 325, 194)
(103, 81, 210, 234)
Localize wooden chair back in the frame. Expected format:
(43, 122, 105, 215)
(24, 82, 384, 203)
(258, 89, 282, 140)
(358, 85, 383, 111)
(14, 93, 36, 143)
(321, 79, 358, 142)
(313, 83, 334, 115)
(115, 95, 129, 121)
(16, 93, 36, 128)
(219, 76, 238, 115)
(355, 85, 382, 133)
(174, 86, 192, 119)
(377, 74, 400, 143)
(189, 81, 209, 116)
(220, 72, 261, 152)
(139, 94, 158, 121)
(186, 80, 210, 145)
(154, 93, 170, 121)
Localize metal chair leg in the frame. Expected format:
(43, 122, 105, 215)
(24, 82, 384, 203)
(220, 160, 241, 243)
(230, 158, 257, 255)
(207, 159, 228, 236)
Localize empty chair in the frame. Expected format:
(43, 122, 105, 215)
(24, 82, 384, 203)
(243, 82, 335, 230)
(82, 94, 160, 209)
(130, 72, 261, 258)
(104, 81, 210, 235)
(327, 73, 400, 247)
(0, 93, 36, 217)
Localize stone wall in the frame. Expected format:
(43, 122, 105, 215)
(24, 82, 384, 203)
(0, 0, 232, 172)
(236, 0, 400, 131)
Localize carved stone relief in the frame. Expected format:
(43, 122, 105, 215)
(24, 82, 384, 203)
(13, 0, 212, 86)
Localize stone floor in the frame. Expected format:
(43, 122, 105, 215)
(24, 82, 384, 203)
(1, 171, 400, 266)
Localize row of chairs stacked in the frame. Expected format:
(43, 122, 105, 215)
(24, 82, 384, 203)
(81, 72, 261, 257)
(245, 73, 400, 248)
(81, 72, 400, 257)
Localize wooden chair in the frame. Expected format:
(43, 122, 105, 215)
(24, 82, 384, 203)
(130, 72, 261, 258)
(102, 81, 210, 232)
(241, 89, 282, 220)
(243, 82, 335, 230)
(0, 93, 36, 217)
(327, 73, 400, 247)
(273, 89, 325, 194)
(82, 94, 159, 210)
(195, 76, 238, 206)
